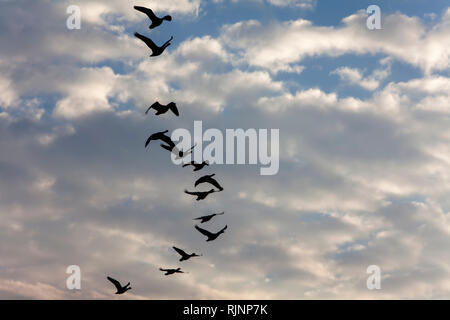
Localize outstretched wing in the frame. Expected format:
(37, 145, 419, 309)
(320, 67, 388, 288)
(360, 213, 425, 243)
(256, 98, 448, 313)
(159, 268, 168, 272)
(145, 135, 153, 148)
(194, 176, 207, 187)
(134, 6, 158, 21)
(134, 32, 157, 52)
(107, 276, 122, 291)
(168, 102, 179, 116)
(209, 178, 223, 190)
(146, 102, 162, 114)
(193, 215, 206, 220)
(195, 225, 214, 238)
(159, 135, 175, 148)
(185, 190, 198, 196)
(173, 246, 187, 257)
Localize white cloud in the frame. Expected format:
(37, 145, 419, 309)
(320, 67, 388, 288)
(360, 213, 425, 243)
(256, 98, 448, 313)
(331, 61, 391, 91)
(221, 9, 450, 74)
(1, 1, 450, 300)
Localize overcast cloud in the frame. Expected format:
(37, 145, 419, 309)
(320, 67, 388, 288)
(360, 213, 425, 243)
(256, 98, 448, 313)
(0, 0, 450, 299)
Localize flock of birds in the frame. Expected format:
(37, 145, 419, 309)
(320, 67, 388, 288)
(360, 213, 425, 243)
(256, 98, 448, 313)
(106, 6, 227, 295)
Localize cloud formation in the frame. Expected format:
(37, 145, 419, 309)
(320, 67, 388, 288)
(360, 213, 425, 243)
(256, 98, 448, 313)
(0, 0, 450, 299)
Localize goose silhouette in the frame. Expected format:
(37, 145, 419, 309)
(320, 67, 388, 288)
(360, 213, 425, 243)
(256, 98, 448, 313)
(173, 246, 202, 261)
(107, 276, 131, 294)
(134, 32, 173, 57)
(145, 130, 174, 148)
(159, 267, 185, 276)
(134, 6, 172, 29)
(184, 189, 216, 201)
(195, 225, 227, 242)
(194, 212, 224, 224)
(182, 161, 209, 171)
(195, 174, 223, 191)
(145, 102, 179, 116)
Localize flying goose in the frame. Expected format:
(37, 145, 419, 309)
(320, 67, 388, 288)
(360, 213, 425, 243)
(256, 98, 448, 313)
(195, 225, 227, 242)
(172, 247, 202, 262)
(182, 161, 209, 171)
(145, 102, 179, 117)
(134, 6, 172, 29)
(145, 130, 174, 149)
(184, 189, 216, 201)
(194, 174, 223, 191)
(159, 267, 185, 276)
(107, 276, 131, 294)
(134, 32, 173, 57)
(194, 212, 224, 224)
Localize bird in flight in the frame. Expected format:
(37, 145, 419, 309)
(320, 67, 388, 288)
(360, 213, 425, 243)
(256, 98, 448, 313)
(145, 102, 179, 117)
(195, 174, 224, 191)
(195, 225, 227, 242)
(194, 212, 224, 224)
(182, 161, 209, 171)
(159, 267, 185, 276)
(107, 276, 131, 294)
(145, 130, 173, 148)
(134, 6, 172, 29)
(185, 189, 216, 201)
(134, 32, 173, 57)
(172, 247, 202, 261)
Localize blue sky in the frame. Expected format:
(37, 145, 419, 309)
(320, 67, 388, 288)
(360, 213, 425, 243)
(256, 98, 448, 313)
(0, 0, 450, 299)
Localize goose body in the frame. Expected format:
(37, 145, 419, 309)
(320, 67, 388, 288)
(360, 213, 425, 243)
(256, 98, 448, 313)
(135, 32, 173, 57)
(172, 246, 202, 262)
(195, 225, 227, 242)
(146, 102, 179, 117)
(145, 130, 174, 149)
(159, 267, 185, 276)
(107, 276, 131, 294)
(184, 189, 215, 201)
(194, 212, 224, 224)
(194, 174, 223, 191)
(134, 6, 172, 29)
(182, 161, 209, 171)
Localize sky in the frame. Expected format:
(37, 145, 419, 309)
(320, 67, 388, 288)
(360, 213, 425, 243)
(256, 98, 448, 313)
(0, 0, 450, 299)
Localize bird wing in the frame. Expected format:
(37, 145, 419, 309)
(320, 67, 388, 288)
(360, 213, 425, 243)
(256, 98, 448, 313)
(208, 178, 223, 190)
(220, 225, 228, 233)
(159, 135, 175, 148)
(168, 102, 179, 116)
(195, 225, 214, 238)
(107, 277, 122, 290)
(146, 102, 162, 114)
(134, 32, 157, 52)
(145, 136, 153, 148)
(159, 268, 168, 272)
(194, 176, 207, 187)
(134, 6, 158, 21)
(185, 190, 198, 196)
(173, 246, 187, 257)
